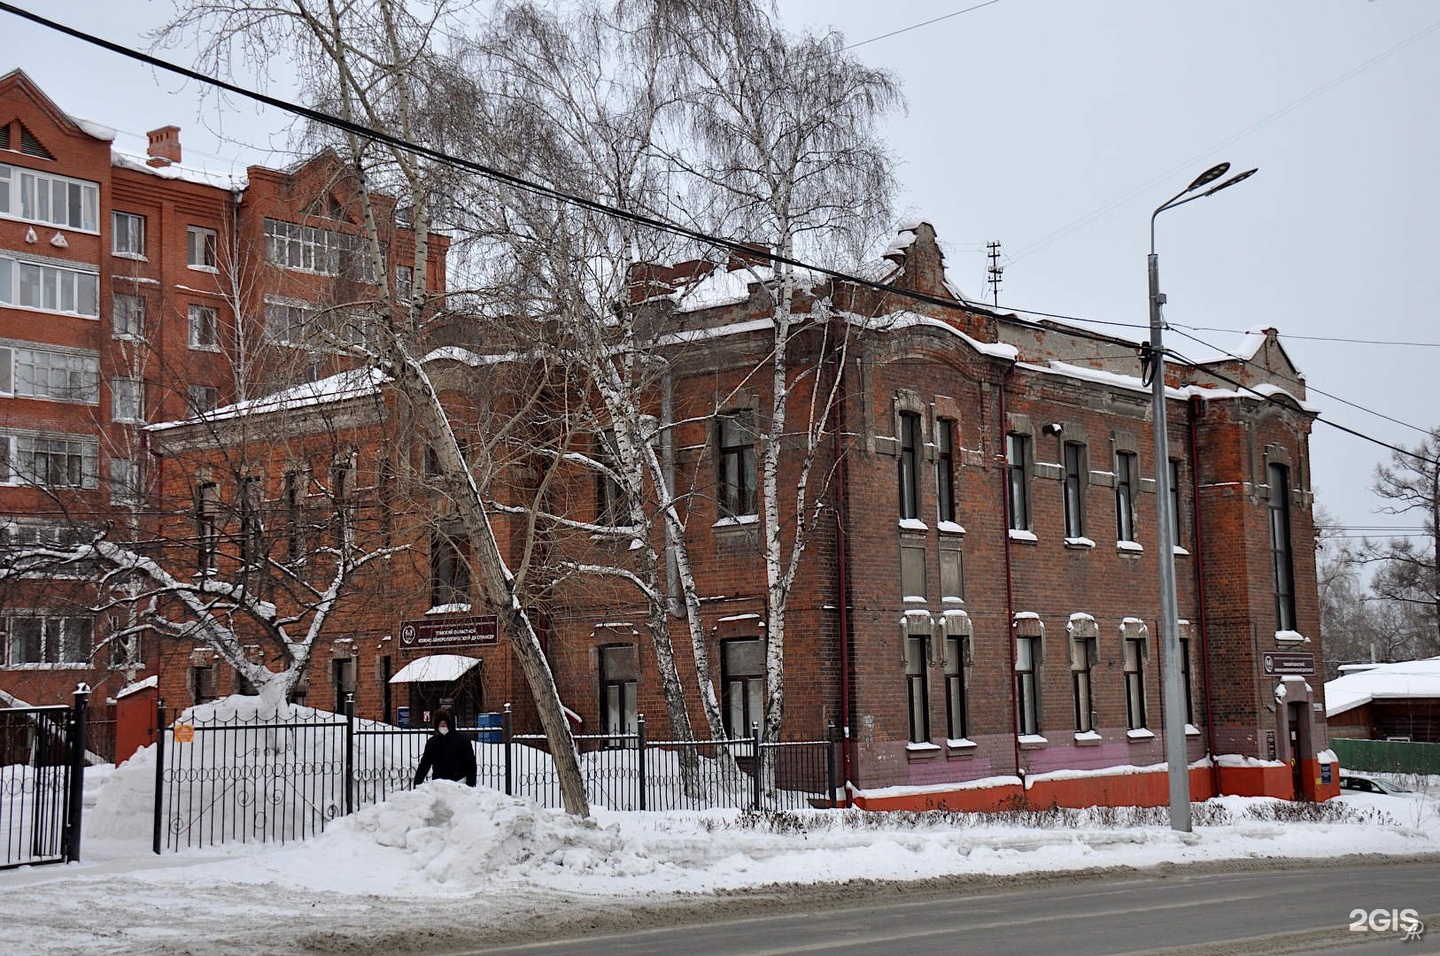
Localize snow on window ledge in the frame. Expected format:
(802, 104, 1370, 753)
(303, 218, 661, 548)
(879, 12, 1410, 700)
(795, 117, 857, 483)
(1064, 536, 1095, 550)
(1126, 728, 1156, 741)
(1116, 540, 1144, 553)
(1173, 546, 1191, 556)
(425, 602, 473, 615)
(1018, 733, 1048, 748)
(1185, 723, 1202, 737)
(1274, 630, 1310, 645)
(937, 520, 966, 535)
(905, 741, 941, 758)
(1008, 529, 1038, 543)
(898, 517, 929, 532)
(713, 514, 759, 528)
(1073, 730, 1103, 745)
(946, 737, 977, 750)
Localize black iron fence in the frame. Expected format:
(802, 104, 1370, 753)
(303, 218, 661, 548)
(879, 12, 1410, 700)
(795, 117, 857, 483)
(0, 689, 89, 869)
(155, 699, 838, 853)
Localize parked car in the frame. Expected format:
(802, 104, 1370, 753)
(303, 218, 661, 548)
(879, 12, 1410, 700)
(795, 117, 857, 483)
(1339, 774, 1414, 795)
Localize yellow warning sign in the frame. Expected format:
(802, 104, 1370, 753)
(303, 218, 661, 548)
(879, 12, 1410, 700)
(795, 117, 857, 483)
(173, 724, 195, 743)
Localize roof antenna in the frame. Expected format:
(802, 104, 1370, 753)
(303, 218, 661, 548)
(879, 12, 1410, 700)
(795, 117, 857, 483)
(986, 240, 1004, 306)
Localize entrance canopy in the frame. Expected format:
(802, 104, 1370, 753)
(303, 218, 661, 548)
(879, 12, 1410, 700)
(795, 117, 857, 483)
(389, 654, 482, 684)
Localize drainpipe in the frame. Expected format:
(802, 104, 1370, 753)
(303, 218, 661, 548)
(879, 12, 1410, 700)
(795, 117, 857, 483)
(1187, 396, 1221, 796)
(831, 341, 854, 804)
(999, 365, 1023, 793)
(228, 186, 246, 402)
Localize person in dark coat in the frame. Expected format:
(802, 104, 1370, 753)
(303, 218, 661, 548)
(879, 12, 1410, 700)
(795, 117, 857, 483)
(413, 709, 477, 786)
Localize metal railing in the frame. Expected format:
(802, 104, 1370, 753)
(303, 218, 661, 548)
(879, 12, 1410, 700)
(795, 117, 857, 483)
(1331, 737, 1440, 776)
(0, 689, 88, 869)
(154, 698, 837, 852)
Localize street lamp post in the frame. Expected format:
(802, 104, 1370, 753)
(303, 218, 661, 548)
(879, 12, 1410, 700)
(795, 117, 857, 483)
(1148, 162, 1257, 833)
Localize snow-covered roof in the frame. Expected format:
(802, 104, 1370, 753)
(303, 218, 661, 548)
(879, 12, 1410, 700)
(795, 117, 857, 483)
(389, 654, 483, 685)
(150, 367, 387, 432)
(111, 150, 248, 192)
(1325, 657, 1440, 717)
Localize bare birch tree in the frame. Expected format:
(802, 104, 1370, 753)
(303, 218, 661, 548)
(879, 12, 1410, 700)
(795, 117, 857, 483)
(1363, 427, 1440, 658)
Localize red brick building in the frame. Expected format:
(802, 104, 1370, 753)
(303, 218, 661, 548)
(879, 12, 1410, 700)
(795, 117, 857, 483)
(0, 70, 446, 747)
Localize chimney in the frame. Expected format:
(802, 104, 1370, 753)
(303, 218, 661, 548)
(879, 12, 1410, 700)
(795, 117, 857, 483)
(146, 126, 182, 167)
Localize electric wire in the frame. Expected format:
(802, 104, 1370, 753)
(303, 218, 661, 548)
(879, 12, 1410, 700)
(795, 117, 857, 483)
(840, 0, 1006, 51)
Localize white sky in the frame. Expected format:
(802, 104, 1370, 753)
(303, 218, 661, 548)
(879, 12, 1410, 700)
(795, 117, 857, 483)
(5, 0, 1438, 540)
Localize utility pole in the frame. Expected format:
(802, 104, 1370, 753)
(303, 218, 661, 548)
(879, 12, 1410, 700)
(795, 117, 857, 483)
(986, 241, 1003, 306)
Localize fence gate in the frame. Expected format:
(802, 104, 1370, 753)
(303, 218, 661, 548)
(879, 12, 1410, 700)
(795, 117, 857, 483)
(0, 690, 89, 869)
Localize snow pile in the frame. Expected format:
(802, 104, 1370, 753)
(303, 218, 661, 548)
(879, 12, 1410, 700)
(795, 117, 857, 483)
(336, 782, 632, 883)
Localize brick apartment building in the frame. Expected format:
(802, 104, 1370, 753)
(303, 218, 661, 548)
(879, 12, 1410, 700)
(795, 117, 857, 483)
(2, 69, 1333, 807)
(0, 70, 446, 746)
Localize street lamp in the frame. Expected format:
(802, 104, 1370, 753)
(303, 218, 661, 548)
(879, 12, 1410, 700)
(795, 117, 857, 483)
(1147, 162, 1257, 833)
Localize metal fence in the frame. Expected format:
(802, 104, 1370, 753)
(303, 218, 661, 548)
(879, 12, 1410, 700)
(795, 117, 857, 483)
(0, 691, 88, 869)
(155, 699, 838, 853)
(1331, 737, 1440, 776)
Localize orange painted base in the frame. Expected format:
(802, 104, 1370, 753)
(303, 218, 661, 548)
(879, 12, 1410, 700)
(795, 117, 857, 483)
(854, 761, 1339, 813)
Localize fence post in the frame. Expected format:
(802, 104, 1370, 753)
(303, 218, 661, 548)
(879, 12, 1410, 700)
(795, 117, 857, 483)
(344, 692, 355, 816)
(636, 714, 647, 812)
(751, 721, 762, 811)
(64, 683, 89, 863)
(152, 699, 167, 855)
(826, 722, 837, 810)
(502, 703, 513, 797)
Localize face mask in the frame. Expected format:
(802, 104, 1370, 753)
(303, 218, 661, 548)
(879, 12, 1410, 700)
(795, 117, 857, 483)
(438, 725, 449, 735)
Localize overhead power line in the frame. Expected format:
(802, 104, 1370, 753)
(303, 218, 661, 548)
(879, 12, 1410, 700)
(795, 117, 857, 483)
(5, 3, 1434, 472)
(841, 1, 1006, 51)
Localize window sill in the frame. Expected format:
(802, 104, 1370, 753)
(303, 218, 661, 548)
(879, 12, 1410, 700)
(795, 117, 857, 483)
(713, 514, 759, 529)
(1173, 546, 1191, 557)
(937, 521, 966, 536)
(1073, 730, 1103, 746)
(1185, 723, 1202, 737)
(425, 603, 472, 615)
(898, 518, 928, 532)
(113, 252, 148, 262)
(1126, 728, 1155, 741)
(1018, 733, 1048, 750)
(188, 345, 222, 353)
(187, 265, 219, 274)
(1274, 630, 1310, 645)
(945, 737, 977, 753)
(1, 662, 94, 671)
(1008, 529, 1038, 544)
(906, 741, 941, 761)
(1064, 536, 1095, 550)
(1116, 541, 1144, 554)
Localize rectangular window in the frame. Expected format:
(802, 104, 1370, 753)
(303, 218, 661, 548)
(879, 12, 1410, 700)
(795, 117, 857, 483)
(1063, 442, 1086, 538)
(264, 300, 311, 346)
(197, 481, 220, 573)
(190, 663, 217, 705)
(332, 657, 357, 714)
(721, 638, 764, 737)
(1015, 635, 1041, 735)
(1169, 459, 1183, 547)
(1072, 635, 1097, 733)
(396, 264, 414, 298)
(0, 256, 99, 317)
(1124, 636, 1148, 730)
(187, 226, 217, 269)
(188, 385, 218, 415)
(898, 410, 921, 521)
(905, 631, 930, 743)
(110, 458, 142, 504)
(112, 293, 145, 340)
(1269, 463, 1296, 631)
(716, 411, 756, 519)
(330, 462, 353, 548)
(8, 347, 99, 403)
(4, 614, 93, 665)
(943, 633, 968, 741)
(111, 377, 143, 423)
(599, 643, 638, 747)
(1, 434, 99, 489)
(240, 475, 264, 565)
(283, 471, 305, 563)
(0, 163, 99, 231)
(429, 527, 471, 607)
(188, 304, 218, 350)
(112, 211, 145, 257)
(936, 418, 956, 524)
(939, 541, 964, 603)
(1006, 433, 1031, 531)
(263, 218, 370, 278)
(594, 429, 625, 525)
(1179, 635, 1195, 726)
(1115, 450, 1138, 543)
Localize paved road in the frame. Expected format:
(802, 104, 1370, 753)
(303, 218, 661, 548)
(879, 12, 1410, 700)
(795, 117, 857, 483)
(461, 861, 1439, 956)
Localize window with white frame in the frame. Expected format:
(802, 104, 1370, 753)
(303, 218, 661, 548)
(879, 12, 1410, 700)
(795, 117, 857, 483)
(721, 637, 764, 737)
(110, 458, 142, 503)
(0, 433, 99, 489)
(1006, 433, 1031, 531)
(0, 163, 99, 231)
(1015, 632, 1041, 736)
(186, 226, 217, 269)
(188, 385, 218, 415)
(1115, 450, 1139, 543)
(936, 417, 956, 524)
(599, 643, 638, 747)
(188, 304, 218, 350)
(1, 346, 99, 403)
(1122, 621, 1149, 730)
(904, 622, 931, 744)
(110, 377, 143, 423)
(716, 411, 757, 519)
(0, 255, 99, 317)
(943, 619, 971, 741)
(264, 218, 370, 278)
(4, 613, 94, 666)
(1070, 616, 1098, 733)
(112, 211, 145, 257)
(112, 293, 145, 340)
(196, 481, 220, 572)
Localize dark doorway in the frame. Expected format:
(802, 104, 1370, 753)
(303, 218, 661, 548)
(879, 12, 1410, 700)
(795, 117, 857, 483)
(1287, 701, 1310, 799)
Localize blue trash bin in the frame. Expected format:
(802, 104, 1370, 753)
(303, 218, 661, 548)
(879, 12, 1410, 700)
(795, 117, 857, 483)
(476, 711, 501, 744)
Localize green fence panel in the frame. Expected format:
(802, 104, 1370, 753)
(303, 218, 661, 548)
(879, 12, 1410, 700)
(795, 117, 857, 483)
(1330, 738, 1440, 775)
